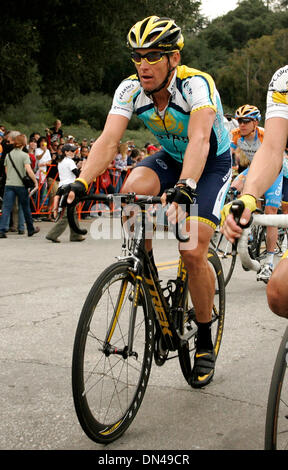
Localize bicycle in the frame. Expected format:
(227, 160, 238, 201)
(265, 326, 288, 450)
(63, 192, 225, 444)
(210, 189, 238, 286)
(210, 189, 261, 286)
(230, 200, 288, 450)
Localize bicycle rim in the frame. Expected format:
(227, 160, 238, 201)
(265, 326, 288, 450)
(178, 248, 225, 384)
(72, 261, 154, 444)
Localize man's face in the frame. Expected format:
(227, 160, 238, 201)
(133, 48, 179, 92)
(81, 148, 89, 158)
(238, 118, 257, 137)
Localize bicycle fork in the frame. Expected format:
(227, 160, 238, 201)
(102, 276, 142, 360)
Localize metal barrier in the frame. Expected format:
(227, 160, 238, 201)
(29, 165, 132, 218)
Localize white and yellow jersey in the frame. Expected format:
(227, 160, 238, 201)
(109, 65, 230, 163)
(266, 65, 288, 121)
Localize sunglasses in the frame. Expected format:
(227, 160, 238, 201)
(131, 50, 177, 65)
(238, 118, 254, 124)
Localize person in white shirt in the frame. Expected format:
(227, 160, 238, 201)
(35, 137, 52, 209)
(46, 144, 85, 243)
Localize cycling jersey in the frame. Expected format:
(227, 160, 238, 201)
(283, 155, 288, 178)
(230, 127, 264, 163)
(266, 65, 288, 121)
(109, 65, 230, 163)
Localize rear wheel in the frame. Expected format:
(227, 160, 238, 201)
(72, 261, 154, 444)
(178, 248, 225, 385)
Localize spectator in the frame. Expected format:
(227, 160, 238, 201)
(127, 148, 141, 167)
(28, 138, 37, 170)
(80, 138, 89, 149)
(146, 144, 159, 156)
(0, 134, 39, 238)
(1, 130, 25, 232)
(77, 146, 89, 171)
(113, 142, 128, 190)
(46, 119, 63, 141)
(35, 136, 52, 209)
(46, 147, 60, 221)
(67, 135, 75, 144)
(29, 132, 40, 143)
(45, 144, 85, 243)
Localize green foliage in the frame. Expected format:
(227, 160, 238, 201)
(0, 18, 40, 105)
(0, 0, 288, 135)
(216, 28, 288, 112)
(51, 92, 113, 129)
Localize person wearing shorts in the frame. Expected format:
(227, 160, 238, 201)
(230, 104, 283, 282)
(64, 16, 231, 388)
(221, 65, 288, 318)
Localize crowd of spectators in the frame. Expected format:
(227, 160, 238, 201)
(0, 120, 161, 227)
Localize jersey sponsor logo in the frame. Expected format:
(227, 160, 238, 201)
(146, 111, 185, 134)
(269, 66, 288, 104)
(117, 82, 140, 106)
(156, 158, 168, 170)
(272, 91, 288, 105)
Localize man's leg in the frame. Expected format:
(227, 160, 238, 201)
(267, 257, 288, 318)
(257, 205, 279, 283)
(179, 220, 216, 388)
(0, 187, 16, 236)
(258, 174, 283, 282)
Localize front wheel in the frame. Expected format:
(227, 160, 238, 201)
(72, 261, 154, 444)
(264, 326, 288, 450)
(178, 248, 225, 384)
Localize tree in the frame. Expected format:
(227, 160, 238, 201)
(0, 0, 204, 107)
(216, 29, 288, 112)
(0, 18, 40, 105)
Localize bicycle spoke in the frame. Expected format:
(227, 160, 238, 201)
(72, 262, 154, 442)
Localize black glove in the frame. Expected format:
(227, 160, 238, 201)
(57, 180, 87, 198)
(165, 185, 197, 213)
(56, 180, 87, 214)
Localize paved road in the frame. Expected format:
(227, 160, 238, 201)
(0, 217, 287, 451)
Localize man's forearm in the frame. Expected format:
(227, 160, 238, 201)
(243, 147, 283, 199)
(79, 138, 118, 185)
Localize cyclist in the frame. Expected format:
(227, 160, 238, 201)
(278, 149, 288, 255)
(230, 104, 283, 283)
(63, 16, 232, 387)
(221, 65, 288, 319)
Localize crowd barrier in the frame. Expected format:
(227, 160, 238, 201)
(29, 165, 132, 218)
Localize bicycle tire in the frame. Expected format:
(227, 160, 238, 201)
(256, 226, 267, 261)
(72, 261, 154, 444)
(211, 230, 236, 286)
(178, 247, 225, 385)
(264, 326, 288, 450)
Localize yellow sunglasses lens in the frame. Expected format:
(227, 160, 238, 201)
(131, 52, 164, 65)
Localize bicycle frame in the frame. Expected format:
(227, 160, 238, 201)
(118, 202, 190, 353)
(65, 193, 192, 355)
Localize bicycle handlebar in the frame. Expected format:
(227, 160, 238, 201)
(63, 192, 190, 243)
(230, 200, 288, 272)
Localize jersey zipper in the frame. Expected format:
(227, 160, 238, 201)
(154, 96, 184, 161)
